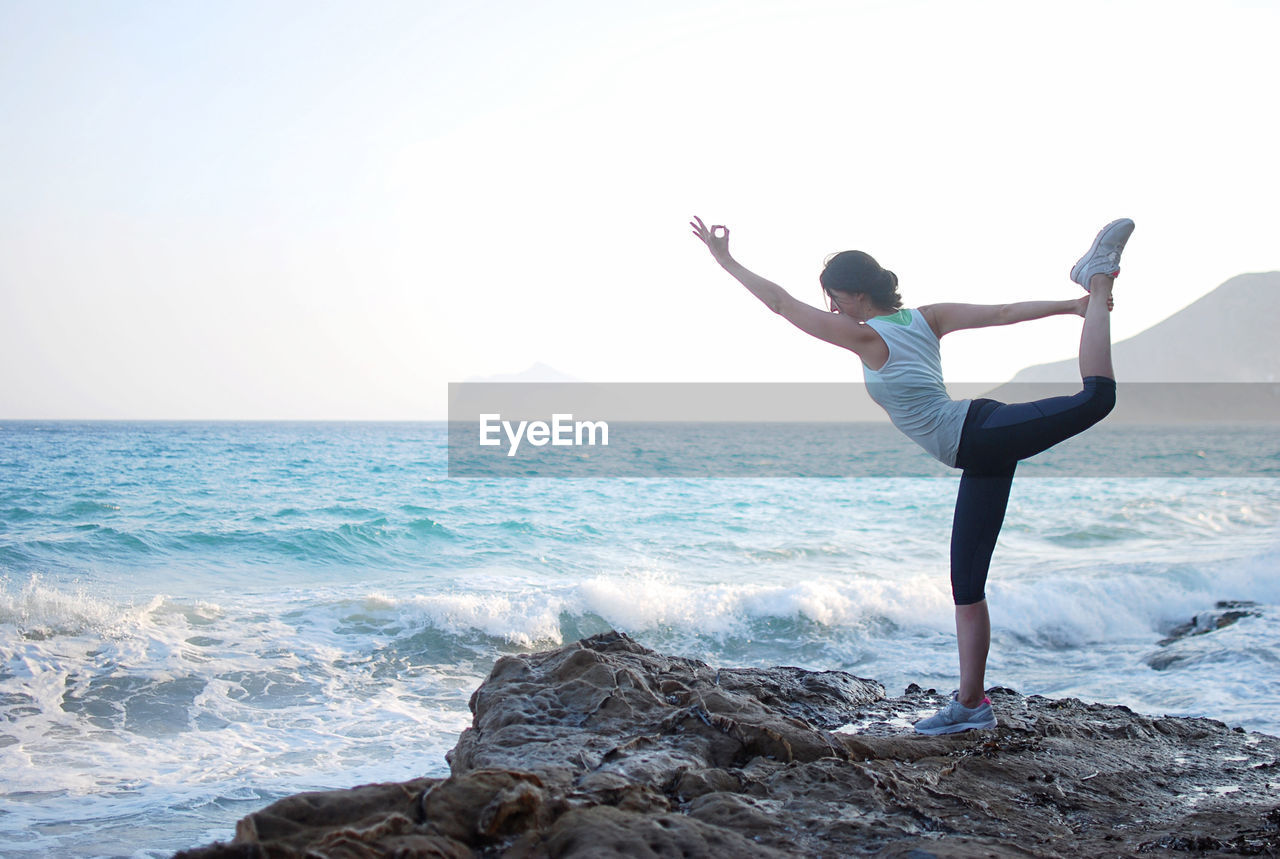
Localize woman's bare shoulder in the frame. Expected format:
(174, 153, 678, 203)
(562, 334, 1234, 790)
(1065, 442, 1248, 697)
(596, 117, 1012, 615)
(916, 305, 945, 339)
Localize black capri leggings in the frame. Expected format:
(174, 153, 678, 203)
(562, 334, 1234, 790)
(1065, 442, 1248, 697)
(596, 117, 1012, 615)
(949, 376, 1116, 605)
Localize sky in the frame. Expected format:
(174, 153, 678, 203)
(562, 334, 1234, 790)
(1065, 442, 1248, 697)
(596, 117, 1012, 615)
(1, 0, 1277, 419)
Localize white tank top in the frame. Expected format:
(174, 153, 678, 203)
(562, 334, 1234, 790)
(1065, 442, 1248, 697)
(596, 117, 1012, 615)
(861, 308, 970, 467)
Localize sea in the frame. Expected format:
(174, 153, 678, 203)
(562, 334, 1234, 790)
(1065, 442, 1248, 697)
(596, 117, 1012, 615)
(2, 420, 1279, 857)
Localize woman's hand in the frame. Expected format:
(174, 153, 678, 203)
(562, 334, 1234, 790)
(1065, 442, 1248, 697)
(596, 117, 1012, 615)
(690, 216, 732, 265)
(1072, 293, 1115, 317)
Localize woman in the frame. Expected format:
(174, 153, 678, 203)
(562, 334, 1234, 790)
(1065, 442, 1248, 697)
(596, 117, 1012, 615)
(690, 215, 1133, 735)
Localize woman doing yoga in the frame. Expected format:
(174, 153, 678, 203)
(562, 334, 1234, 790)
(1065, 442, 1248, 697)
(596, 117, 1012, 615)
(690, 216, 1134, 734)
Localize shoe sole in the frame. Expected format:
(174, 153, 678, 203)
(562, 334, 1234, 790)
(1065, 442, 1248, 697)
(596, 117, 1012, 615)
(1071, 218, 1134, 291)
(914, 718, 997, 736)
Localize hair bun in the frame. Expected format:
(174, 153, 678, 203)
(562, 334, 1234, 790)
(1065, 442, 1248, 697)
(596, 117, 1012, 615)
(819, 250, 904, 311)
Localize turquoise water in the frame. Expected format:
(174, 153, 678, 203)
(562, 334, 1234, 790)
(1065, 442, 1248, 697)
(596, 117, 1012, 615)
(2, 421, 1279, 856)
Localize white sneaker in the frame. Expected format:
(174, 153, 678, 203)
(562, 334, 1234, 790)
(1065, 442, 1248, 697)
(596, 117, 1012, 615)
(913, 693, 997, 735)
(1070, 218, 1135, 291)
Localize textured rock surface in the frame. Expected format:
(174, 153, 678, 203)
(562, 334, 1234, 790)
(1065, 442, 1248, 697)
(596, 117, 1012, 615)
(178, 631, 1280, 858)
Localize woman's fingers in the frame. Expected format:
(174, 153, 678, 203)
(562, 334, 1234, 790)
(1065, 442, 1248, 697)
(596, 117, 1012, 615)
(690, 216, 728, 236)
(690, 224, 710, 244)
(690, 216, 729, 251)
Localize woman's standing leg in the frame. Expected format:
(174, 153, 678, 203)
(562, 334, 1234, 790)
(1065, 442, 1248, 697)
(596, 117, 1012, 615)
(951, 463, 1015, 709)
(914, 460, 1013, 734)
(956, 601, 991, 708)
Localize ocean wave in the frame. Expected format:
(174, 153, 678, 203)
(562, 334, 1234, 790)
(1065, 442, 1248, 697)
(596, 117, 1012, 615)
(0, 576, 165, 637)
(61, 500, 123, 516)
(6, 528, 1280, 660)
(407, 517, 459, 539)
(3, 517, 467, 572)
(337, 540, 1280, 662)
(1, 505, 38, 523)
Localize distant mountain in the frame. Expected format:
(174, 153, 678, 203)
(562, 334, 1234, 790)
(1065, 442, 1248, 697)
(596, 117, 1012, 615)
(1003, 272, 1280, 383)
(463, 362, 582, 383)
(985, 272, 1280, 423)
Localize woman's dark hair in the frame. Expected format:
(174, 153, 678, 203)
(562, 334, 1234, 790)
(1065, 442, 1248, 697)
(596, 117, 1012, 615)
(820, 250, 902, 311)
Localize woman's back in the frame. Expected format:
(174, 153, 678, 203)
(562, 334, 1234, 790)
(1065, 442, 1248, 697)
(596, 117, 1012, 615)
(862, 308, 970, 467)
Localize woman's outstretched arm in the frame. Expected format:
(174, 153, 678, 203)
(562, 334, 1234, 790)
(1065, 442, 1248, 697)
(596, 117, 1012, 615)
(922, 295, 1110, 338)
(690, 217, 875, 355)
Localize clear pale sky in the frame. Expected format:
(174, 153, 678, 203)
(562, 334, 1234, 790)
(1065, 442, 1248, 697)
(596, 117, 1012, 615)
(1, 0, 1276, 419)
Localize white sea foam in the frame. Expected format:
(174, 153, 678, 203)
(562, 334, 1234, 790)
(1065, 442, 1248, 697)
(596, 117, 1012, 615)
(0, 579, 478, 855)
(367, 536, 1280, 656)
(572, 570, 958, 638)
(397, 590, 569, 647)
(0, 574, 163, 635)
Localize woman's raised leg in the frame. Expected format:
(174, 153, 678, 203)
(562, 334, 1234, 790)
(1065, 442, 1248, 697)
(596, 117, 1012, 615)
(1079, 274, 1115, 381)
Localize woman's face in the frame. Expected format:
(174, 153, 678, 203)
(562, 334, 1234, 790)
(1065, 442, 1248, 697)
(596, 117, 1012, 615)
(826, 289, 866, 319)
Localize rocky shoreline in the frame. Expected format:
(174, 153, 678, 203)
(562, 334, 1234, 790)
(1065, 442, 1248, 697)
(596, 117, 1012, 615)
(178, 631, 1280, 857)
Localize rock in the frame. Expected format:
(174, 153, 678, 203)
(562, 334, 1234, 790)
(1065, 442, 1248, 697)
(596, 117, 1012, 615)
(1148, 600, 1264, 670)
(1156, 600, 1262, 647)
(173, 777, 472, 858)
(178, 631, 1280, 858)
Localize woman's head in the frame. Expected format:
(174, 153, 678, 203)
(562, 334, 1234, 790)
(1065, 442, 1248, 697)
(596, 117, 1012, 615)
(820, 251, 902, 313)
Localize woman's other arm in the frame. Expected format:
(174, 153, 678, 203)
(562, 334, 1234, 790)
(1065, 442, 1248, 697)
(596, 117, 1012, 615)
(921, 295, 1109, 338)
